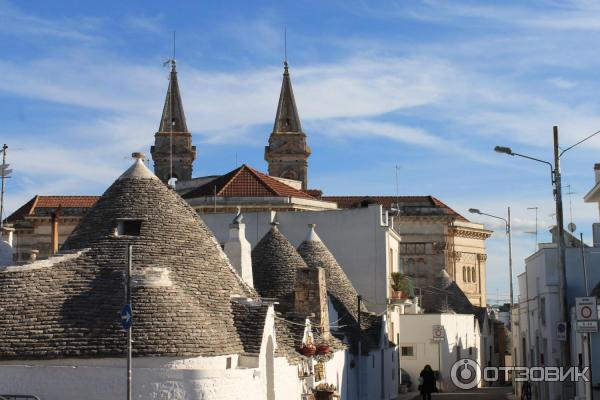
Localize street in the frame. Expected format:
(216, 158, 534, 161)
(406, 387, 514, 400)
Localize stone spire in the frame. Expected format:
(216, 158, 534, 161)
(264, 61, 311, 190)
(273, 61, 302, 133)
(151, 61, 196, 184)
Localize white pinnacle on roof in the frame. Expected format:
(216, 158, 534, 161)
(118, 153, 159, 181)
(304, 223, 322, 242)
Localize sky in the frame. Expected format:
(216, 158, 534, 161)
(2, 0, 600, 304)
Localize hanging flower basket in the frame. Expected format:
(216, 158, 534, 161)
(300, 343, 316, 357)
(316, 343, 332, 354)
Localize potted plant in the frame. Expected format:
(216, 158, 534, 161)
(300, 342, 317, 357)
(391, 272, 409, 300)
(316, 342, 332, 355)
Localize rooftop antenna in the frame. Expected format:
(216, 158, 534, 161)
(526, 206, 539, 251)
(394, 165, 400, 213)
(284, 26, 287, 64)
(564, 184, 577, 232)
(0, 144, 11, 230)
(162, 31, 177, 187)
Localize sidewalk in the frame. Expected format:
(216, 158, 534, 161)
(396, 392, 419, 400)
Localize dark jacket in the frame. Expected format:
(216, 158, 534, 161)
(419, 368, 436, 393)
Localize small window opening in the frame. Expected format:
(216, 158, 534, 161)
(117, 220, 142, 237)
(226, 357, 232, 369)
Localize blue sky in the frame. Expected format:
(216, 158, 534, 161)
(3, 0, 600, 303)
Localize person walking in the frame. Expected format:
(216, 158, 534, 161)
(419, 364, 436, 400)
(521, 380, 532, 400)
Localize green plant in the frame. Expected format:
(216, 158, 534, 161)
(391, 272, 408, 292)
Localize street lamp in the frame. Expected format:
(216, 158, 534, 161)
(468, 207, 513, 315)
(495, 126, 600, 376)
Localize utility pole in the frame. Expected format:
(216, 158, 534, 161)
(127, 245, 132, 400)
(553, 127, 571, 388)
(357, 295, 362, 400)
(0, 144, 9, 230)
(581, 233, 594, 400)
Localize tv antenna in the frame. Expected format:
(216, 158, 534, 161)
(0, 144, 11, 230)
(526, 206, 539, 251)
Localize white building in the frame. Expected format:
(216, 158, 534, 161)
(202, 204, 401, 315)
(512, 163, 600, 400)
(398, 312, 482, 391)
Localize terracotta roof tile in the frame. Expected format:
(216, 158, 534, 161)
(321, 195, 468, 222)
(6, 196, 99, 222)
(183, 164, 315, 200)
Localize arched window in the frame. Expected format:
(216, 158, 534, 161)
(471, 267, 476, 283)
(463, 266, 467, 282)
(407, 259, 415, 276)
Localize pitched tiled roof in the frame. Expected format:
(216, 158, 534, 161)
(7, 195, 99, 222)
(0, 159, 258, 360)
(320, 195, 468, 222)
(183, 164, 315, 200)
(251, 224, 308, 312)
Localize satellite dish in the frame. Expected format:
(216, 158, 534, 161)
(568, 222, 576, 233)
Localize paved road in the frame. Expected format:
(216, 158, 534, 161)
(405, 386, 514, 400)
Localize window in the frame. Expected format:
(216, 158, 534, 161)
(226, 357, 232, 369)
(471, 267, 476, 283)
(116, 219, 142, 237)
(401, 346, 414, 357)
(540, 297, 546, 325)
(463, 266, 467, 282)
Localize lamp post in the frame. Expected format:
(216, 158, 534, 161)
(494, 126, 600, 385)
(468, 208, 513, 314)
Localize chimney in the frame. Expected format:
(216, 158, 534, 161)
(51, 206, 61, 255)
(223, 208, 253, 288)
(2, 225, 14, 247)
(29, 249, 39, 263)
(0, 225, 14, 267)
(294, 265, 330, 339)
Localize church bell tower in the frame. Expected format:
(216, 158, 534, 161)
(151, 60, 196, 184)
(264, 61, 311, 190)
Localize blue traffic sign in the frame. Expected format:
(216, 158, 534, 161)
(121, 304, 132, 330)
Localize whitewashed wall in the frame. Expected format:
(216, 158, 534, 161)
(398, 313, 481, 392)
(202, 204, 399, 314)
(0, 356, 264, 400)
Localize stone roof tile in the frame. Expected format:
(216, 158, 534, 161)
(0, 159, 257, 360)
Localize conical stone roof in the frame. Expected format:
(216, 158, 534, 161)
(251, 223, 307, 311)
(297, 224, 366, 320)
(296, 224, 383, 353)
(0, 158, 256, 360)
(421, 270, 475, 314)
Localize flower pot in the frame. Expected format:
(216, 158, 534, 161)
(391, 290, 403, 299)
(316, 344, 332, 354)
(300, 343, 316, 357)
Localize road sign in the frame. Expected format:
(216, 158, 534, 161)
(432, 325, 445, 341)
(556, 322, 567, 341)
(576, 297, 598, 321)
(576, 321, 598, 333)
(121, 304, 132, 330)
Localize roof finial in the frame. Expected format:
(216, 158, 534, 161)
(283, 27, 289, 73)
(232, 206, 243, 224)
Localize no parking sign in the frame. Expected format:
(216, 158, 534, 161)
(576, 297, 598, 333)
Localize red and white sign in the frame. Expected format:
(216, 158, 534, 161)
(432, 325, 445, 341)
(576, 297, 598, 321)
